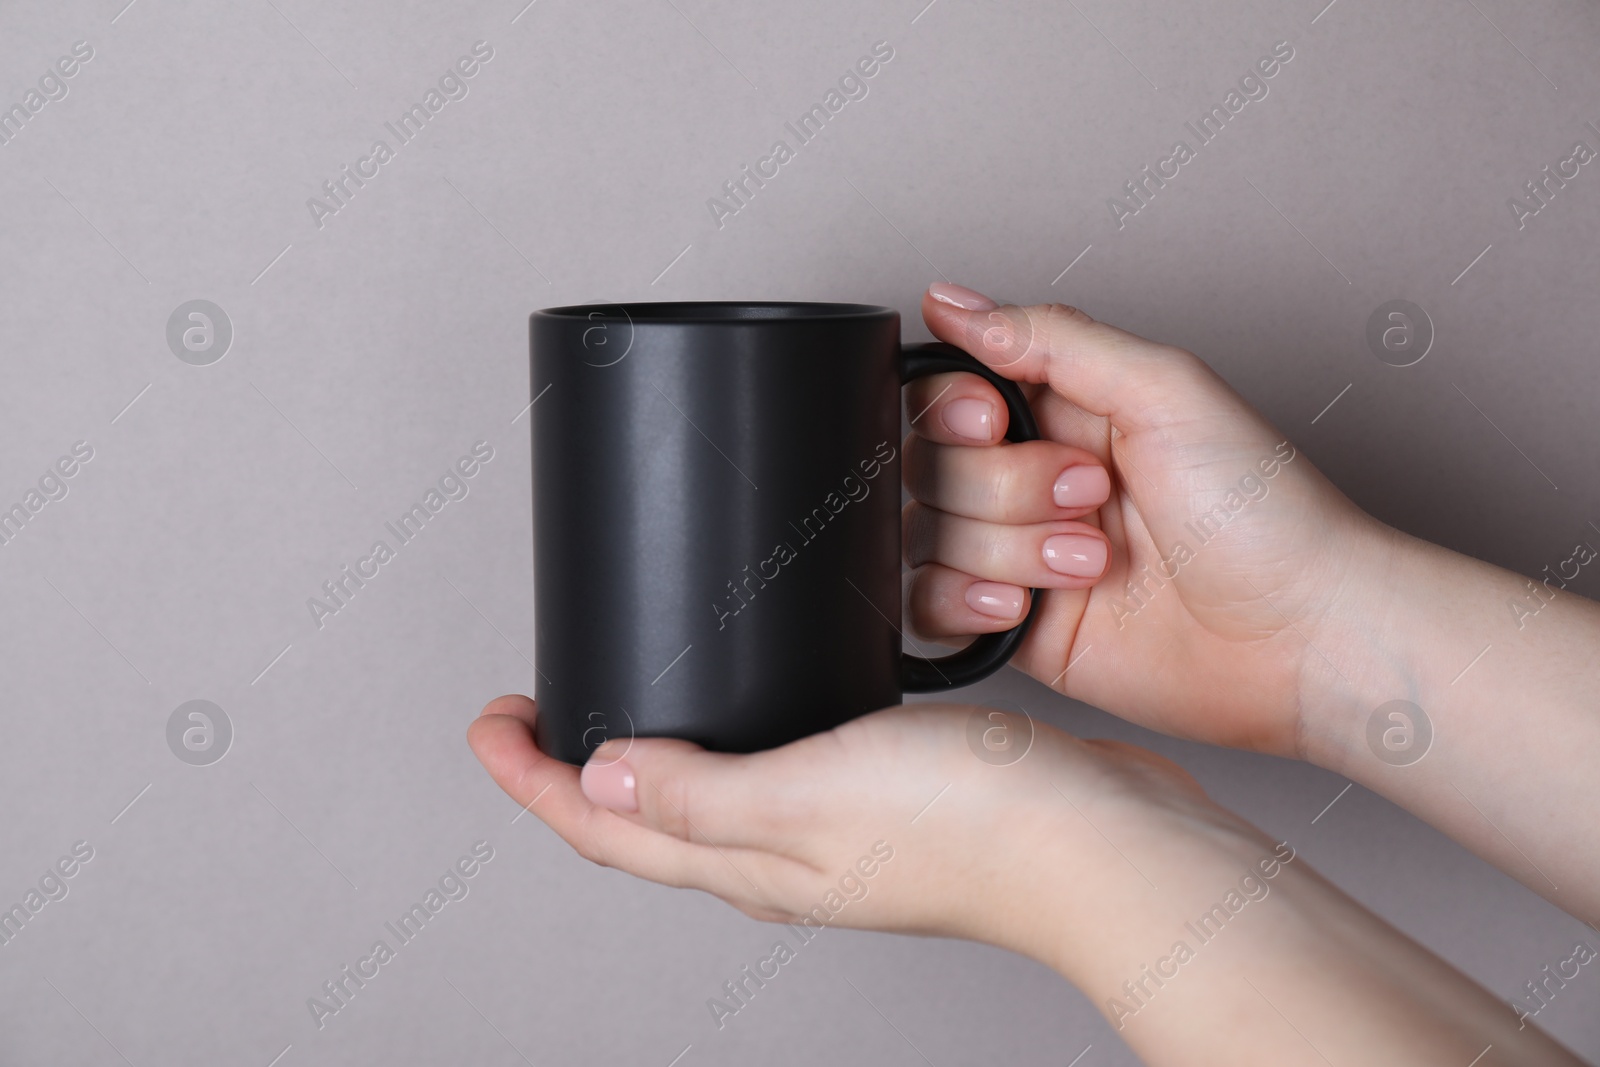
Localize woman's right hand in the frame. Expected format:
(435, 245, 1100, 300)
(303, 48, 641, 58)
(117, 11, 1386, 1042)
(903, 283, 1398, 761)
(906, 283, 1600, 923)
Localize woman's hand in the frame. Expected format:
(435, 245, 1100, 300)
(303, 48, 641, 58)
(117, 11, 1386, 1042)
(906, 283, 1392, 759)
(468, 695, 1588, 1065)
(467, 694, 1264, 978)
(909, 284, 1600, 922)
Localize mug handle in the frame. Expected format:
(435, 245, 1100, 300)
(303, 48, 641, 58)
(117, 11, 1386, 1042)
(900, 342, 1043, 691)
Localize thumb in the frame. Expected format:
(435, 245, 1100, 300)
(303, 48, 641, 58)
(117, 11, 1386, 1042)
(921, 283, 1268, 439)
(581, 736, 784, 850)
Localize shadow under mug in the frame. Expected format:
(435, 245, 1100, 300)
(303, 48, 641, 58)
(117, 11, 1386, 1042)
(530, 301, 1042, 765)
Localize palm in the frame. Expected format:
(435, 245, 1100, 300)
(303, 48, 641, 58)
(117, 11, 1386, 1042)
(1003, 385, 1366, 757)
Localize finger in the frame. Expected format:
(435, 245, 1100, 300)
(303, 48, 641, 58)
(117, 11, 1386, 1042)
(904, 435, 1111, 524)
(904, 501, 1110, 587)
(903, 371, 1009, 445)
(470, 695, 584, 823)
(905, 562, 1031, 640)
(467, 699, 804, 909)
(581, 735, 823, 859)
(922, 283, 1271, 438)
(1031, 387, 1115, 468)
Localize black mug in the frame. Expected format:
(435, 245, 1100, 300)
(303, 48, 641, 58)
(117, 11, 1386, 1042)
(530, 301, 1042, 765)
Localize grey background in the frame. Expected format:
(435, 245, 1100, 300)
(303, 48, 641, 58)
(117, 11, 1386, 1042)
(2, 0, 1597, 1063)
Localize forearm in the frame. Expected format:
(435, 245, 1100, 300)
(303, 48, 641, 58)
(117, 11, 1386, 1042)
(1047, 826, 1585, 1066)
(1300, 521, 1600, 921)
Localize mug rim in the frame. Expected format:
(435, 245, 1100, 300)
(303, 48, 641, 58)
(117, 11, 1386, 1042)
(533, 301, 895, 325)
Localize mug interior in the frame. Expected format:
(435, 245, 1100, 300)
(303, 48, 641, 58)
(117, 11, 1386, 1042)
(536, 301, 892, 323)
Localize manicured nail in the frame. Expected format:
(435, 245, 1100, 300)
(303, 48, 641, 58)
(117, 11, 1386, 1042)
(966, 581, 1025, 620)
(1053, 465, 1111, 509)
(1042, 534, 1107, 578)
(942, 397, 994, 441)
(928, 282, 998, 312)
(581, 755, 638, 812)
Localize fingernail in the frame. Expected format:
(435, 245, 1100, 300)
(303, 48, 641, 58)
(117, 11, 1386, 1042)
(965, 581, 1025, 620)
(928, 282, 998, 312)
(942, 397, 994, 441)
(581, 755, 638, 812)
(1042, 534, 1107, 578)
(1053, 465, 1111, 508)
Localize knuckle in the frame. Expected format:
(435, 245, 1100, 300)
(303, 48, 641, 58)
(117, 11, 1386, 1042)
(902, 502, 935, 566)
(1150, 342, 1204, 379)
(1042, 302, 1095, 329)
(572, 812, 614, 868)
(1040, 302, 1094, 348)
(1038, 305, 1093, 362)
(977, 526, 1009, 571)
(987, 452, 1024, 521)
(647, 774, 696, 842)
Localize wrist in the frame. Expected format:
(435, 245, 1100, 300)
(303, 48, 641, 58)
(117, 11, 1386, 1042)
(1007, 775, 1291, 988)
(1287, 518, 1600, 917)
(1290, 517, 1437, 771)
(1068, 847, 1565, 1064)
(1059, 817, 1305, 1004)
